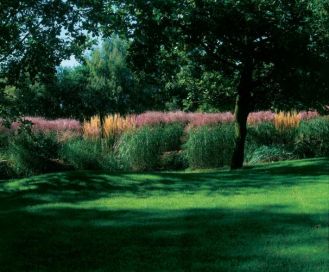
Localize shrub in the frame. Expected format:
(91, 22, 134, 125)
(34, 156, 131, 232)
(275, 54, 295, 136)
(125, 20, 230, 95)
(117, 126, 163, 171)
(0, 133, 10, 149)
(0, 151, 13, 180)
(247, 121, 297, 148)
(8, 132, 61, 176)
(247, 122, 278, 147)
(160, 123, 185, 152)
(184, 124, 234, 168)
(294, 117, 329, 158)
(160, 151, 188, 170)
(247, 145, 295, 164)
(117, 124, 184, 171)
(61, 138, 118, 170)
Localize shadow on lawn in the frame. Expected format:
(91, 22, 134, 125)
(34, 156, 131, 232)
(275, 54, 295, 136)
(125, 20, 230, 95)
(0, 158, 328, 271)
(0, 206, 327, 272)
(0, 158, 327, 205)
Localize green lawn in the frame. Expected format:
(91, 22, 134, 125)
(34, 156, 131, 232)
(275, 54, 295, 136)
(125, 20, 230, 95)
(0, 158, 328, 271)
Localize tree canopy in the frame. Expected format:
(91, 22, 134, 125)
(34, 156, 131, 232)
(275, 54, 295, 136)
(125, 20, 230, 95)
(0, 0, 103, 121)
(99, 0, 329, 168)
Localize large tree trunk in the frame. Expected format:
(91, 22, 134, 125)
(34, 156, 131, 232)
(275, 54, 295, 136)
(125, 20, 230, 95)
(230, 62, 253, 170)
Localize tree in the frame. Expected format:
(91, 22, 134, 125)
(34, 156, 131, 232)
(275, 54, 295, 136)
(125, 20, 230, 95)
(86, 36, 136, 120)
(0, 0, 102, 121)
(100, 0, 329, 169)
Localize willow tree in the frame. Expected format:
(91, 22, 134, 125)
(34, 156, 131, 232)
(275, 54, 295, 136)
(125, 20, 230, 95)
(100, 0, 329, 169)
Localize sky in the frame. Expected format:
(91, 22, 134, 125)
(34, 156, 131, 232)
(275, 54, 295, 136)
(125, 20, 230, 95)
(60, 55, 80, 67)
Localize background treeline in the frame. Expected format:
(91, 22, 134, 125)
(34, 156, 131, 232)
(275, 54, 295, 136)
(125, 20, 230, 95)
(7, 34, 328, 122)
(3, 35, 241, 120)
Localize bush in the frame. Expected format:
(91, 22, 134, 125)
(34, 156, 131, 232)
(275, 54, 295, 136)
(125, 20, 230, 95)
(61, 138, 118, 170)
(247, 121, 297, 147)
(294, 117, 329, 158)
(8, 132, 61, 176)
(0, 151, 13, 180)
(247, 145, 295, 164)
(159, 123, 184, 152)
(160, 151, 188, 170)
(184, 124, 234, 168)
(0, 133, 10, 149)
(117, 124, 184, 171)
(117, 126, 163, 171)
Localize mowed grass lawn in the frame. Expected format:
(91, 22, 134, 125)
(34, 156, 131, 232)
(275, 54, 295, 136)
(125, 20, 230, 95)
(0, 158, 328, 272)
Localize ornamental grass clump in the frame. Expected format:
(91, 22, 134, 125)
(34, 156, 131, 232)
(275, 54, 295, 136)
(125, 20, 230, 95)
(294, 117, 329, 158)
(117, 123, 185, 171)
(83, 114, 136, 141)
(7, 131, 62, 176)
(274, 111, 301, 131)
(117, 126, 163, 171)
(184, 123, 234, 168)
(103, 114, 136, 139)
(83, 116, 101, 139)
(135, 111, 191, 126)
(273, 111, 301, 146)
(61, 138, 118, 171)
(24, 117, 81, 133)
(247, 111, 275, 125)
(247, 145, 295, 164)
(135, 111, 235, 127)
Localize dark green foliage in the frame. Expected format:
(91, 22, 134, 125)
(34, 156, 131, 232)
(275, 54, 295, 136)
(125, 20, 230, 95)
(102, 0, 329, 168)
(117, 124, 184, 171)
(159, 123, 185, 152)
(7, 132, 61, 176)
(0, 0, 101, 122)
(247, 145, 295, 164)
(248, 122, 297, 148)
(295, 117, 329, 158)
(0, 133, 9, 149)
(12, 36, 151, 119)
(117, 126, 163, 171)
(0, 154, 12, 180)
(61, 138, 118, 171)
(184, 124, 235, 168)
(85, 36, 138, 116)
(160, 151, 188, 170)
(247, 122, 278, 146)
(0, 0, 101, 84)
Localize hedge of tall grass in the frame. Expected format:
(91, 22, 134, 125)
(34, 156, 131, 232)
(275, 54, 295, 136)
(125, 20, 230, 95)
(184, 124, 235, 168)
(294, 117, 329, 158)
(246, 116, 329, 163)
(7, 132, 62, 176)
(61, 138, 118, 171)
(117, 123, 184, 171)
(0, 114, 328, 178)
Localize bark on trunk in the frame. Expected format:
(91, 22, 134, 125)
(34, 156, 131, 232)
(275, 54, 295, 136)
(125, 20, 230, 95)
(230, 61, 252, 170)
(100, 112, 105, 139)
